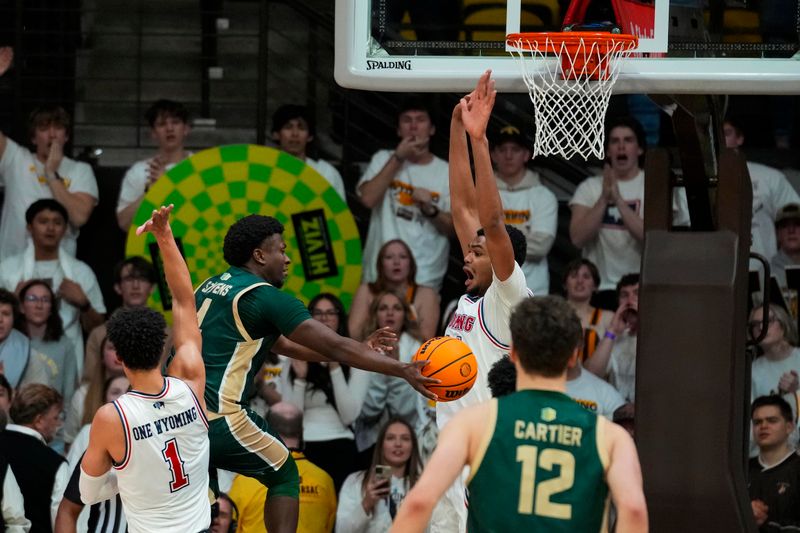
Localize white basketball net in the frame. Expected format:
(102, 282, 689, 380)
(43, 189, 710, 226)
(508, 35, 637, 160)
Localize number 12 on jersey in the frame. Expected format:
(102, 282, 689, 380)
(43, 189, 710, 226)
(163, 438, 190, 492)
(516, 445, 575, 519)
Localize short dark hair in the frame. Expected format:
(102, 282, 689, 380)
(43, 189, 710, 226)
(106, 307, 167, 371)
(605, 116, 647, 167)
(25, 199, 69, 225)
(488, 357, 517, 398)
(145, 99, 189, 128)
(267, 405, 303, 441)
(510, 296, 582, 377)
(476, 226, 527, 267)
(723, 115, 745, 139)
(10, 383, 62, 425)
(398, 96, 433, 123)
(28, 105, 71, 138)
(563, 258, 601, 290)
(223, 215, 284, 267)
(113, 257, 157, 285)
(751, 395, 794, 423)
(617, 273, 640, 295)
(0, 289, 21, 330)
(271, 104, 315, 136)
(17, 280, 64, 342)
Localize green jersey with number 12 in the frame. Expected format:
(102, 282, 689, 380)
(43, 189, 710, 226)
(467, 389, 610, 532)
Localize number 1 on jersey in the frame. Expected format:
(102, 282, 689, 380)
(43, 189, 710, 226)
(162, 438, 190, 492)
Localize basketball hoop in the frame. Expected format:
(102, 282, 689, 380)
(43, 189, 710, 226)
(507, 31, 638, 160)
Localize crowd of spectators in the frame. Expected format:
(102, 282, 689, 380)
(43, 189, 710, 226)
(1, 42, 800, 530)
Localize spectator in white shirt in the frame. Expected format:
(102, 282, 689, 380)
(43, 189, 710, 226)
(271, 104, 346, 201)
(0, 105, 98, 261)
(357, 97, 453, 291)
(116, 99, 192, 231)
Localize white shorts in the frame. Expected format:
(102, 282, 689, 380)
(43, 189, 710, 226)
(429, 469, 468, 533)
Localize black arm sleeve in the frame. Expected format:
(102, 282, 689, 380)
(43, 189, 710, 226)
(63, 455, 85, 505)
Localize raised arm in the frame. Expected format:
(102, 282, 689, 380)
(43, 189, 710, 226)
(449, 93, 481, 257)
(136, 205, 205, 403)
(462, 70, 516, 282)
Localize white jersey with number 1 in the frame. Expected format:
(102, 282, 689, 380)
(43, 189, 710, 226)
(112, 376, 210, 533)
(437, 262, 530, 430)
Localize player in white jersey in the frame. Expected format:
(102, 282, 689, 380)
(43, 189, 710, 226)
(80, 205, 210, 533)
(431, 71, 530, 533)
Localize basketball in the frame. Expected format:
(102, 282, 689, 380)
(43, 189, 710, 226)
(413, 337, 478, 402)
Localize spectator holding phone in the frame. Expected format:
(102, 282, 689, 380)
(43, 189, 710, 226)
(584, 273, 640, 402)
(336, 417, 423, 533)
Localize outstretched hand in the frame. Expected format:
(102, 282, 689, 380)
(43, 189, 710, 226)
(364, 326, 398, 354)
(460, 70, 496, 139)
(400, 360, 440, 401)
(136, 204, 175, 237)
(0, 47, 13, 77)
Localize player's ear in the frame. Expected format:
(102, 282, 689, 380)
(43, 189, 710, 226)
(508, 347, 519, 364)
(567, 348, 580, 369)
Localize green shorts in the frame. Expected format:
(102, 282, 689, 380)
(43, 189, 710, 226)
(208, 408, 299, 499)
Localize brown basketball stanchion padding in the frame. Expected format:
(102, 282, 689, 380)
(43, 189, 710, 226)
(637, 98, 757, 532)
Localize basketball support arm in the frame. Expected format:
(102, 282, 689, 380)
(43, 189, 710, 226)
(636, 95, 758, 532)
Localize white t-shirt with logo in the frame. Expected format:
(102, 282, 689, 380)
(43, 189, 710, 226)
(570, 170, 689, 290)
(748, 161, 800, 262)
(751, 348, 800, 400)
(497, 170, 557, 295)
(358, 150, 451, 290)
(117, 156, 193, 216)
(566, 365, 626, 419)
(307, 158, 346, 201)
(0, 138, 98, 260)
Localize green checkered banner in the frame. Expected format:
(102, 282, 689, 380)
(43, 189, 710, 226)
(125, 145, 362, 316)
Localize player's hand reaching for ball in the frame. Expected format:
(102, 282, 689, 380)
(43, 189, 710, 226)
(362, 476, 390, 514)
(400, 360, 440, 401)
(136, 204, 174, 238)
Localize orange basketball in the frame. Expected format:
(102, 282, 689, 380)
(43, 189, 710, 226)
(413, 336, 477, 402)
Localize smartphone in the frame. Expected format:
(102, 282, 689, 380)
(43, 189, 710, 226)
(373, 464, 392, 483)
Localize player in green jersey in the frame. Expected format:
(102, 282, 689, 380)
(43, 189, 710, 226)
(391, 295, 647, 533)
(196, 213, 437, 533)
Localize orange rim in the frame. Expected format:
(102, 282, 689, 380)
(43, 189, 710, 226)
(506, 31, 638, 53)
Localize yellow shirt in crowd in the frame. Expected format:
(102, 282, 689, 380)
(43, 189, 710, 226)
(228, 451, 337, 533)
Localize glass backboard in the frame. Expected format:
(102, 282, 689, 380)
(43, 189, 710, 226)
(334, 0, 800, 93)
